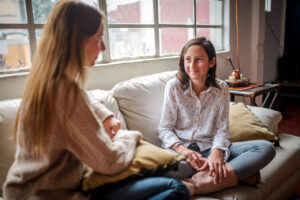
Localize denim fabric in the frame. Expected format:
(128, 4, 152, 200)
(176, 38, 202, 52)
(90, 177, 190, 200)
(227, 140, 276, 179)
(164, 140, 276, 180)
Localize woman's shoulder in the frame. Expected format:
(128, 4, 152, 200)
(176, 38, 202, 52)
(55, 78, 82, 104)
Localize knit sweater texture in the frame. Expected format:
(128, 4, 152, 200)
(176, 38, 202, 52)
(3, 84, 142, 200)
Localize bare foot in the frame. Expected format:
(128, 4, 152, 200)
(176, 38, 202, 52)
(240, 172, 261, 186)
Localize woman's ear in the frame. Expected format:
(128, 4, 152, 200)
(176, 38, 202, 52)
(209, 57, 216, 68)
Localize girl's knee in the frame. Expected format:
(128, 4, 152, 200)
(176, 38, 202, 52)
(257, 140, 276, 159)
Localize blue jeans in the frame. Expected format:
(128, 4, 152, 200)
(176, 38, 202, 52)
(164, 140, 276, 180)
(90, 177, 190, 200)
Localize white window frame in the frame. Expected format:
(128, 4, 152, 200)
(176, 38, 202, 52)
(100, 0, 226, 63)
(0, 0, 42, 61)
(0, 0, 228, 73)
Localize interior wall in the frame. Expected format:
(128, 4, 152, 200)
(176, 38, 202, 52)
(233, 0, 253, 80)
(264, 0, 286, 83)
(226, 0, 266, 84)
(85, 57, 179, 91)
(250, 0, 266, 84)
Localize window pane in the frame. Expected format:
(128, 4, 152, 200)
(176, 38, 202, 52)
(196, 0, 222, 25)
(107, 0, 153, 24)
(196, 28, 223, 51)
(109, 28, 155, 59)
(95, 52, 103, 63)
(32, 0, 58, 24)
(159, 0, 193, 24)
(32, 0, 99, 24)
(0, 29, 31, 71)
(160, 28, 194, 55)
(0, 0, 27, 23)
(82, 0, 99, 7)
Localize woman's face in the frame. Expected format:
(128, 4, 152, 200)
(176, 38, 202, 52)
(184, 45, 215, 81)
(84, 24, 105, 66)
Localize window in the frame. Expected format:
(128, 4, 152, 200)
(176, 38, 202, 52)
(103, 0, 226, 62)
(0, 0, 227, 73)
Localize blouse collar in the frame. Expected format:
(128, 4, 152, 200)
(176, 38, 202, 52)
(183, 79, 219, 96)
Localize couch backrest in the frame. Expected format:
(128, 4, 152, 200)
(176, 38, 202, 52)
(111, 71, 177, 146)
(86, 89, 127, 130)
(0, 99, 21, 195)
(111, 70, 283, 147)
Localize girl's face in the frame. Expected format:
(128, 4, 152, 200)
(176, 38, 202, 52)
(184, 45, 215, 81)
(84, 24, 105, 66)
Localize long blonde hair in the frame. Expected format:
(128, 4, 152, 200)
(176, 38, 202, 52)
(14, 0, 103, 158)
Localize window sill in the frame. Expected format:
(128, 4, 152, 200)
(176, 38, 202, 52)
(0, 68, 29, 79)
(95, 55, 180, 67)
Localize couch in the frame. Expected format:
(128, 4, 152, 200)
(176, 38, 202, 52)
(1, 71, 300, 199)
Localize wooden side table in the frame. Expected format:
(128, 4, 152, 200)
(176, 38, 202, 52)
(229, 83, 280, 108)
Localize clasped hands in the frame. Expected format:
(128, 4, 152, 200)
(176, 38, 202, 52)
(103, 116, 121, 139)
(174, 144, 228, 184)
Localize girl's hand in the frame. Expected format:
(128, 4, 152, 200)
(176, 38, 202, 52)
(174, 144, 206, 171)
(199, 148, 228, 184)
(103, 116, 121, 139)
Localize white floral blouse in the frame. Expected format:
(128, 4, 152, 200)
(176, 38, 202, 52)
(158, 77, 231, 161)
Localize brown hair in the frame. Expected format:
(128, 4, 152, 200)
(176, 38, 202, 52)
(177, 37, 219, 90)
(14, 0, 103, 158)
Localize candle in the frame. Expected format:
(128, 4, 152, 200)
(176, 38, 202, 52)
(229, 76, 235, 82)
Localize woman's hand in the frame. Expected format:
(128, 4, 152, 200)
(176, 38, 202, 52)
(199, 148, 227, 184)
(103, 116, 121, 139)
(173, 144, 206, 171)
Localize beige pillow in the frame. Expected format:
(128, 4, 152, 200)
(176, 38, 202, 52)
(0, 99, 20, 195)
(86, 89, 127, 130)
(111, 71, 177, 146)
(246, 105, 282, 135)
(81, 140, 185, 191)
(229, 102, 279, 143)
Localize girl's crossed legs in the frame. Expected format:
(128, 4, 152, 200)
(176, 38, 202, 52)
(164, 140, 276, 180)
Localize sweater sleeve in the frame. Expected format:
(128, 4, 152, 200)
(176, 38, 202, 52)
(85, 91, 114, 122)
(55, 88, 142, 175)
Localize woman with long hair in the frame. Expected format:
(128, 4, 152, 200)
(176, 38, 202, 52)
(3, 1, 190, 199)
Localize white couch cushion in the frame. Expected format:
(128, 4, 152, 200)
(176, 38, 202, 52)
(0, 99, 21, 195)
(86, 89, 127, 130)
(111, 71, 177, 146)
(246, 105, 282, 135)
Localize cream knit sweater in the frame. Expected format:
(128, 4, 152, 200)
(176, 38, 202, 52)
(3, 85, 142, 200)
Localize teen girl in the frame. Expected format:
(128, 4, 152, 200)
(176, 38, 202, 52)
(158, 37, 276, 196)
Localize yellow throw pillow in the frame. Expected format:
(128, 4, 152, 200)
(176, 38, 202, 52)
(229, 102, 279, 142)
(81, 140, 185, 191)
